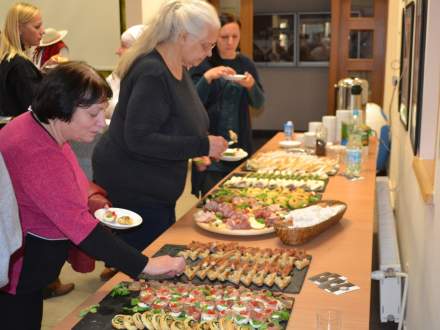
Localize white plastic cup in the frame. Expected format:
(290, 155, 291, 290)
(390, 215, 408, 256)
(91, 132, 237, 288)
(308, 121, 322, 133)
(303, 131, 317, 154)
(316, 309, 341, 330)
(322, 115, 337, 143)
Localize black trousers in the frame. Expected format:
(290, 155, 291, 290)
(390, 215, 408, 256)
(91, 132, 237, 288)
(0, 290, 43, 329)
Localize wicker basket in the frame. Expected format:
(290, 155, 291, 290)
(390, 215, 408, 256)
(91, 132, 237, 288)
(274, 200, 347, 245)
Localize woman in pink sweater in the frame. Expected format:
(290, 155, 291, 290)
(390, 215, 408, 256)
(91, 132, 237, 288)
(0, 61, 184, 329)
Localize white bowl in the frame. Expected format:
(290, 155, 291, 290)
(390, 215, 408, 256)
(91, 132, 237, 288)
(279, 140, 301, 148)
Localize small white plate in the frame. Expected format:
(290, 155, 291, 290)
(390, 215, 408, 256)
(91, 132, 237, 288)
(94, 207, 142, 230)
(279, 140, 301, 148)
(224, 74, 246, 81)
(220, 148, 248, 162)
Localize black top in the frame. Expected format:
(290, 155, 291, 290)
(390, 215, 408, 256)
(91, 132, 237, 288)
(92, 50, 209, 207)
(0, 55, 42, 116)
(14, 225, 148, 294)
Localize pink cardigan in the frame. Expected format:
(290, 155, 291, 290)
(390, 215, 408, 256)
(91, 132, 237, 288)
(0, 112, 98, 293)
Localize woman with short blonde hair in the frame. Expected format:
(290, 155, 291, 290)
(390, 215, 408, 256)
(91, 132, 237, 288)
(0, 2, 43, 116)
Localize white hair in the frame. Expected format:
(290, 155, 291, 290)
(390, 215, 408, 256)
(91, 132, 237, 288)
(115, 0, 219, 79)
(121, 24, 146, 48)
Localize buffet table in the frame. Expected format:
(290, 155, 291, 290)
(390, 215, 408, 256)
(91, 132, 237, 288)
(55, 133, 377, 330)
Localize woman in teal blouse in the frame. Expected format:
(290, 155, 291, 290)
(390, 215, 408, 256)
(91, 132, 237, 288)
(190, 13, 265, 196)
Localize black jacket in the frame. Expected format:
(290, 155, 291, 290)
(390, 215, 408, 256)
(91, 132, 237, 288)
(0, 55, 42, 116)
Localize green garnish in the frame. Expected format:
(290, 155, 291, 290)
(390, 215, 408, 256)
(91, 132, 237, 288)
(110, 283, 130, 297)
(271, 310, 290, 321)
(79, 304, 99, 317)
(122, 305, 149, 314)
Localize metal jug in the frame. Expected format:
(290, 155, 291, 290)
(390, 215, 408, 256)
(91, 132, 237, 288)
(335, 77, 369, 111)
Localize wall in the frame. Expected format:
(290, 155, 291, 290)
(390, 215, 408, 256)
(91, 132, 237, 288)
(125, 0, 143, 28)
(142, 0, 167, 24)
(384, 0, 440, 328)
(253, 0, 330, 131)
(0, 0, 121, 70)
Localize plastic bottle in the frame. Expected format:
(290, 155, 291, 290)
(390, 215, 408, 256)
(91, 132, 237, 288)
(315, 124, 327, 156)
(351, 85, 369, 147)
(284, 121, 294, 140)
(345, 119, 362, 177)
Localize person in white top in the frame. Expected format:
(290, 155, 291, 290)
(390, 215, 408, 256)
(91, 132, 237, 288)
(105, 25, 146, 119)
(33, 28, 69, 69)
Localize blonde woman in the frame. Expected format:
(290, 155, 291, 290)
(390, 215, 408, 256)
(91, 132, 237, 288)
(92, 0, 228, 272)
(0, 2, 43, 116)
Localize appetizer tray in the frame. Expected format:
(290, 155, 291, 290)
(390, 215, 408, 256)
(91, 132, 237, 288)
(140, 242, 312, 294)
(222, 171, 329, 193)
(244, 150, 339, 176)
(194, 187, 321, 235)
(74, 280, 295, 330)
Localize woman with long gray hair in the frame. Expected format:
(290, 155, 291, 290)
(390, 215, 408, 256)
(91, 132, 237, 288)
(92, 0, 228, 279)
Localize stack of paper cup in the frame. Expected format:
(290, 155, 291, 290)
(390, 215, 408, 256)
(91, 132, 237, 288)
(308, 121, 322, 133)
(322, 115, 337, 143)
(335, 110, 352, 143)
(303, 131, 317, 153)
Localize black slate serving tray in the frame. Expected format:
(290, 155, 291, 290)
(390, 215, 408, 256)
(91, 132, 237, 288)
(73, 289, 137, 330)
(140, 244, 312, 295)
(73, 243, 307, 330)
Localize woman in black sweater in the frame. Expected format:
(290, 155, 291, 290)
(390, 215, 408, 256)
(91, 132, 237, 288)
(92, 0, 227, 258)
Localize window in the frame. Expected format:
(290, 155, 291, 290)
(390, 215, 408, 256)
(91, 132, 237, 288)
(349, 30, 373, 59)
(253, 14, 295, 65)
(298, 13, 331, 66)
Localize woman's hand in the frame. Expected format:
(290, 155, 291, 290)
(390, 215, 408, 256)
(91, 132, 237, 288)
(208, 135, 228, 160)
(142, 255, 185, 277)
(204, 66, 236, 84)
(193, 156, 211, 172)
(235, 71, 255, 90)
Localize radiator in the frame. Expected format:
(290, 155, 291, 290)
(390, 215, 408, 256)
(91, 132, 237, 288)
(376, 177, 402, 323)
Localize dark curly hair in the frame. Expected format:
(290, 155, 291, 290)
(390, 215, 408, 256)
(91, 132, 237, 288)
(32, 61, 112, 123)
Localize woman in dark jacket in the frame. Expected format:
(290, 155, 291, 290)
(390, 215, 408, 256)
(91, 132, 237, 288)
(0, 3, 43, 116)
(190, 13, 265, 196)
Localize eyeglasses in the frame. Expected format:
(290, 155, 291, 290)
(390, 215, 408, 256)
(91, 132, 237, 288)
(200, 41, 216, 52)
(188, 33, 216, 53)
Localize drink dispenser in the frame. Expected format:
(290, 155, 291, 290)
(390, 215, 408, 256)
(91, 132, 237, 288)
(335, 77, 369, 112)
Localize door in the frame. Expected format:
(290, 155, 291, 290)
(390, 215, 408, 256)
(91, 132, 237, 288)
(328, 0, 388, 113)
